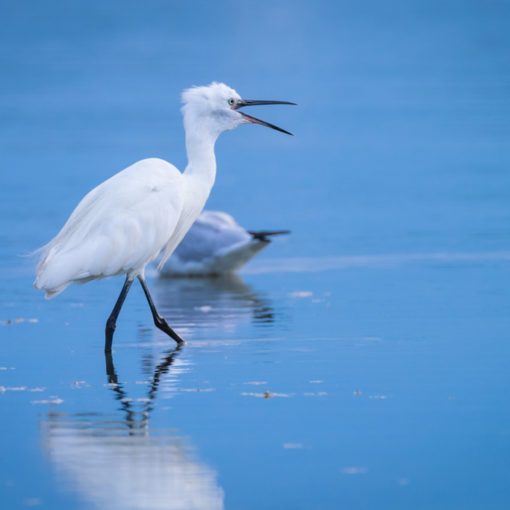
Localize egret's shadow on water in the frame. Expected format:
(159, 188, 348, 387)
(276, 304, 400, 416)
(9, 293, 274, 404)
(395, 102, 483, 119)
(40, 347, 225, 510)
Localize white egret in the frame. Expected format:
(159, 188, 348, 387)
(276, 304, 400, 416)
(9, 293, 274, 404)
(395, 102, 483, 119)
(158, 210, 290, 276)
(34, 82, 294, 352)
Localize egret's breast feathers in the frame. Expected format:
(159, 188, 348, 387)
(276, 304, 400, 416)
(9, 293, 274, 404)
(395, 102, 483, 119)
(157, 174, 213, 270)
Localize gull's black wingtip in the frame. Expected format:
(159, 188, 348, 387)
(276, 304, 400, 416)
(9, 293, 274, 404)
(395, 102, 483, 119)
(248, 230, 291, 241)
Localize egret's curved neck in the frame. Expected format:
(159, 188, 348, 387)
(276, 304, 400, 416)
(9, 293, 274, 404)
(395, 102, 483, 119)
(183, 128, 217, 194)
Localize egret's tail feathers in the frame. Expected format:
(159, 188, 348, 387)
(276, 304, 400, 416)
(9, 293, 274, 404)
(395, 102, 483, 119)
(45, 285, 68, 300)
(34, 246, 89, 299)
(33, 278, 70, 300)
(29, 243, 50, 258)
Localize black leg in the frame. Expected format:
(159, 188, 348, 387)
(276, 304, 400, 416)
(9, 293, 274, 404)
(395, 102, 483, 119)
(104, 351, 117, 384)
(105, 276, 134, 353)
(138, 275, 185, 345)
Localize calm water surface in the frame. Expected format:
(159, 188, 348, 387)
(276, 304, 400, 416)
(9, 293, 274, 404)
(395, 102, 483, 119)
(1, 1, 510, 509)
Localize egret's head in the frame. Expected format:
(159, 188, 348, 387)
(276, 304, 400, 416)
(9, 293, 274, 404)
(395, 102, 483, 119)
(181, 82, 295, 139)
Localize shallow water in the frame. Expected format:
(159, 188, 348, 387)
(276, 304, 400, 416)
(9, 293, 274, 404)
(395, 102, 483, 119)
(2, 1, 510, 509)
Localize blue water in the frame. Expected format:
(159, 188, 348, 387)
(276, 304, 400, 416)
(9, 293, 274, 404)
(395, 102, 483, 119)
(1, 1, 510, 508)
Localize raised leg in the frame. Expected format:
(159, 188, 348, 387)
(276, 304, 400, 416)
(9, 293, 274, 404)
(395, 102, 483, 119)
(138, 275, 185, 345)
(105, 276, 134, 353)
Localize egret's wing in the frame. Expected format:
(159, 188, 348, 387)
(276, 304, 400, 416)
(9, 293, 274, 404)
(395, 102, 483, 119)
(36, 158, 184, 297)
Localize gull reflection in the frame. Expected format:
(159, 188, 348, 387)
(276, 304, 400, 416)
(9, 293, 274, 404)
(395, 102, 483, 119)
(39, 349, 224, 510)
(154, 273, 276, 332)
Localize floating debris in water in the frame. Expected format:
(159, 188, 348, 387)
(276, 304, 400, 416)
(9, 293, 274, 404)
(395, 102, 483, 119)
(368, 395, 387, 399)
(244, 381, 268, 386)
(31, 398, 63, 405)
(309, 380, 323, 384)
(1, 318, 38, 325)
(353, 390, 362, 396)
(0, 386, 27, 392)
(303, 392, 328, 397)
(241, 391, 292, 399)
(71, 381, 90, 389)
(288, 291, 313, 298)
(0, 386, 46, 393)
(0, 367, 16, 371)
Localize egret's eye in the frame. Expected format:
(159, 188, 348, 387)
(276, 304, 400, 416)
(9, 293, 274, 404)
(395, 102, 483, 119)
(228, 98, 235, 106)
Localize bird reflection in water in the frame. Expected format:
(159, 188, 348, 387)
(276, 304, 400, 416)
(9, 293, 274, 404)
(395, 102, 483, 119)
(39, 348, 225, 510)
(153, 273, 277, 333)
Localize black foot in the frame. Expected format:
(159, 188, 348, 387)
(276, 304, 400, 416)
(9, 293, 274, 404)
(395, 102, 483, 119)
(154, 315, 185, 345)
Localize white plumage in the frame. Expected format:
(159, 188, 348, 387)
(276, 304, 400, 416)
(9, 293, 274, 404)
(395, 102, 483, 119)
(34, 82, 294, 352)
(159, 210, 289, 276)
(36, 158, 184, 297)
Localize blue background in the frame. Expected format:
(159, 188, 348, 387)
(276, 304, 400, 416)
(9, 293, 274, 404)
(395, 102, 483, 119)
(1, 1, 510, 509)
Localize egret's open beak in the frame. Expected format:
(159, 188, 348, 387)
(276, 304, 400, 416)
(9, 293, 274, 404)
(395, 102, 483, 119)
(234, 99, 296, 135)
